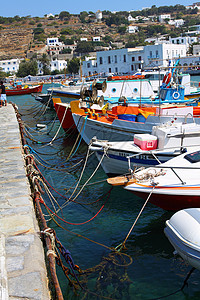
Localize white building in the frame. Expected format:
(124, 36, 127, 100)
(93, 36, 101, 42)
(186, 2, 200, 10)
(37, 59, 67, 75)
(46, 13, 55, 18)
(144, 43, 186, 68)
(128, 14, 135, 22)
(0, 58, 21, 74)
(178, 55, 200, 67)
(193, 44, 200, 55)
(168, 19, 185, 27)
(128, 26, 138, 33)
(169, 36, 198, 51)
(47, 38, 63, 47)
(82, 43, 187, 76)
(95, 10, 102, 21)
(159, 14, 171, 23)
(80, 37, 88, 42)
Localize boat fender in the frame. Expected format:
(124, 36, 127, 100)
(172, 91, 180, 100)
(162, 72, 172, 86)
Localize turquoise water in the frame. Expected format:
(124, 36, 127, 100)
(9, 79, 200, 300)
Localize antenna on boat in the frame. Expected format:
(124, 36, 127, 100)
(158, 67, 161, 117)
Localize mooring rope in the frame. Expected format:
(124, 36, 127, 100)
(116, 185, 156, 251)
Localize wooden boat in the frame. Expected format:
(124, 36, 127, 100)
(164, 208, 200, 270)
(6, 83, 43, 96)
(107, 72, 145, 81)
(107, 148, 200, 211)
(89, 122, 200, 176)
(72, 100, 200, 144)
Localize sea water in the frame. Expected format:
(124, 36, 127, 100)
(8, 79, 200, 300)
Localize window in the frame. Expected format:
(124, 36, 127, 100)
(8, 62, 10, 64)
(99, 57, 103, 64)
(109, 68, 111, 73)
(87, 63, 90, 68)
(156, 50, 158, 57)
(123, 54, 126, 62)
(150, 51, 152, 58)
(114, 55, 117, 63)
(182, 39, 184, 43)
(13, 62, 16, 64)
(131, 65, 134, 71)
(138, 56, 142, 61)
(132, 57, 135, 61)
(115, 67, 118, 72)
(108, 56, 111, 64)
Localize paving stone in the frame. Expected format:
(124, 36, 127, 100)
(5, 235, 34, 255)
(6, 256, 24, 272)
(0, 214, 35, 235)
(8, 272, 43, 299)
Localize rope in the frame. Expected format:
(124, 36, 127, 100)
(39, 187, 112, 226)
(48, 105, 68, 145)
(116, 185, 156, 251)
(68, 147, 106, 203)
(65, 115, 88, 162)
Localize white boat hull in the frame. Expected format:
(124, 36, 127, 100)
(164, 208, 200, 270)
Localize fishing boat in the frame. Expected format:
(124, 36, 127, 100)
(71, 99, 200, 144)
(89, 122, 200, 176)
(107, 148, 200, 211)
(164, 208, 200, 270)
(6, 83, 43, 96)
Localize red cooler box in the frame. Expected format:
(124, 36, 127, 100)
(134, 134, 157, 150)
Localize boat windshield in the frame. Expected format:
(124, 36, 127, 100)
(184, 151, 200, 163)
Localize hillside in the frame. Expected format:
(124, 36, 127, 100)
(0, 6, 200, 60)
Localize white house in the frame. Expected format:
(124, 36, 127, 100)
(0, 58, 21, 74)
(193, 44, 200, 55)
(46, 13, 55, 18)
(144, 43, 186, 68)
(37, 59, 67, 75)
(186, 2, 200, 10)
(82, 43, 187, 76)
(80, 38, 88, 42)
(93, 36, 101, 42)
(169, 36, 198, 51)
(47, 38, 63, 47)
(128, 14, 135, 22)
(127, 26, 138, 33)
(168, 19, 185, 27)
(159, 14, 171, 23)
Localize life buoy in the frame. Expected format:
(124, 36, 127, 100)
(172, 91, 180, 100)
(162, 72, 172, 86)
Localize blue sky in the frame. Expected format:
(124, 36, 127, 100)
(1, 0, 191, 17)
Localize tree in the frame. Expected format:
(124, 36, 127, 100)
(75, 41, 94, 54)
(59, 11, 70, 21)
(118, 26, 127, 34)
(61, 48, 72, 54)
(80, 11, 88, 23)
(67, 58, 80, 74)
(38, 54, 50, 75)
(17, 60, 38, 77)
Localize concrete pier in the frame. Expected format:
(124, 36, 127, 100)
(0, 104, 51, 299)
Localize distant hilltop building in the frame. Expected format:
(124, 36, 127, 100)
(45, 13, 55, 18)
(186, 2, 200, 9)
(95, 10, 102, 22)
